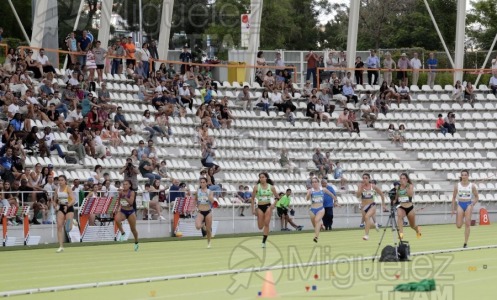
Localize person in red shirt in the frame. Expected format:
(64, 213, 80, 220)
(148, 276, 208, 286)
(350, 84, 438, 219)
(305, 50, 320, 88)
(436, 113, 448, 135)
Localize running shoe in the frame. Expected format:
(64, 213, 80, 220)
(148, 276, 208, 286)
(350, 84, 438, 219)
(56, 247, 64, 253)
(463, 243, 467, 248)
(375, 223, 380, 232)
(134, 243, 139, 252)
(207, 242, 211, 249)
(362, 235, 369, 241)
(261, 243, 266, 248)
(313, 237, 318, 243)
(416, 226, 422, 239)
(119, 232, 126, 242)
(159, 215, 166, 221)
(359, 223, 365, 228)
(296, 225, 304, 231)
(403, 221, 408, 226)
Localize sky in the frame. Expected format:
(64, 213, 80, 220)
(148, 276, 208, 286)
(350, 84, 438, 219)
(318, 0, 474, 24)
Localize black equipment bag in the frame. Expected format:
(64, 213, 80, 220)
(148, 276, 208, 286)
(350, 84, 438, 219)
(379, 245, 398, 262)
(397, 241, 410, 261)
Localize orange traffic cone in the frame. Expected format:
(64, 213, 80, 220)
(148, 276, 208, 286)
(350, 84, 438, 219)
(480, 208, 490, 225)
(260, 271, 277, 298)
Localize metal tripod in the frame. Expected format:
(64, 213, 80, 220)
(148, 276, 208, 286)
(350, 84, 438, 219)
(372, 205, 402, 262)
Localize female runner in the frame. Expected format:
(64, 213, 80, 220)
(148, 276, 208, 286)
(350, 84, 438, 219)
(307, 177, 336, 243)
(195, 177, 215, 248)
(251, 172, 279, 248)
(55, 175, 75, 253)
(451, 170, 479, 248)
(114, 180, 139, 251)
(395, 173, 422, 240)
(356, 173, 386, 241)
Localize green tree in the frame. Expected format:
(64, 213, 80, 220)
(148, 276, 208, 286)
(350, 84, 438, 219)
(0, 0, 32, 43)
(467, 0, 497, 50)
(318, 3, 349, 50)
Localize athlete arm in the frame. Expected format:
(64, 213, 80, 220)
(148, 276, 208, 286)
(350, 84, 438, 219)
(472, 184, 479, 205)
(128, 191, 135, 206)
(208, 191, 214, 203)
(67, 190, 75, 207)
(356, 184, 362, 199)
(306, 189, 311, 201)
(451, 185, 458, 208)
(374, 186, 386, 207)
(271, 186, 279, 207)
(251, 185, 257, 211)
(407, 184, 414, 197)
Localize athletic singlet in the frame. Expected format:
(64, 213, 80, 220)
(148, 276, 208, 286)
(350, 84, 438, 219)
(58, 186, 71, 205)
(119, 190, 133, 208)
(257, 183, 273, 205)
(457, 182, 473, 202)
(311, 189, 324, 204)
(361, 185, 375, 201)
(197, 188, 211, 205)
(398, 184, 412, 203)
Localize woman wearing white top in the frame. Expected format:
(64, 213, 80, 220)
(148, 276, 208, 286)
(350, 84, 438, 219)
(142, 110, 166, 140)
(55, 175, 75, 253)
(85, 46, 97, 82)
(451, 170, 479, 248)
(256, 90, 271, 114)
(315, 99, 330, 124)
(451, 80, 463, 101)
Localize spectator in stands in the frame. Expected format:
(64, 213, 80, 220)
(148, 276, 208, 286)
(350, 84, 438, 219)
(281, 88, 297, 112)
(141, 110, 166, 140)
(178, 83, 193, 110)
(238, 85, 252, 111)
(306, 96, 318, 122)
(86, 106, 103, 131)
(315, 98, 330, 124)
(36, 48, 56, 75)
(179, 46, 192, 75)
(313, 148, 330, 176)
(219, 106, 234, 129)
(360, 99, 376, 128)
(25, 50, 43, 79)
(67, 128, 85, 164)
(285, 107, 295, 126)
(452, 80, 463, 101)
(426, 52, 438, 88)
(256, 90, 271, 114)
(114, 106, 133, 136)
(397, 53, 411, 86)
(39, 127, 65, 158)
(489, 73, 497, 96)
(388, 82, 401, 104)
(204, 167, 223, 197)
(147, 179, 166, 220)
(397, 81, 411, 104)
(410, 52, 422, 86)
(139, 155, 161, 184)
(436, 113, 448, 135)
(443, 112, 456, 135)
(124, 36, 136, 68)
(333, 161, 347, 190)
(342, 80, 358, 106)
(382, 52, 396, 85)
(366, 50, 380, 85)
(78, 30, 92, 68)
(120, 157, 139, 191)
(263, 71, 275, 89)
(464, 81, 476, 106)
(319, 87, 335, 114)
(337, 108, 353, 132)
(348, 110, 360, 134)
(169, 179, 183, 203)
(110, 39, 125, 75)
(354, 56, 364, 85)
(305, 50, 320, 88)
(92, 129, 107, 159)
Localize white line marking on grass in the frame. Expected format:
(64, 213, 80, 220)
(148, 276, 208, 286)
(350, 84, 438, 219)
(2, 244, 497, 297)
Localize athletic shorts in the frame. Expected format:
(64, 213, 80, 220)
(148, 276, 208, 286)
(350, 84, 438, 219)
(276, 207, 288, 217)
(120, 209, 136, 219)
(258, 204, 270, 213)
(398, 205, 414, 215)
(200, 210, 212, 217)
(458, 201, 472, 212)
(58, 205, 75, 215)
